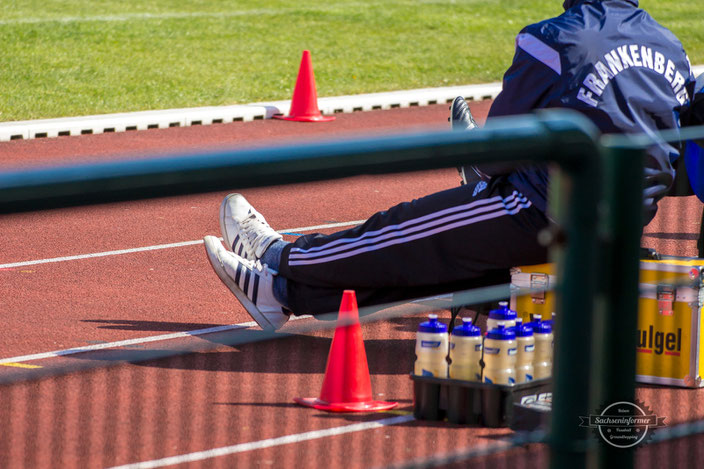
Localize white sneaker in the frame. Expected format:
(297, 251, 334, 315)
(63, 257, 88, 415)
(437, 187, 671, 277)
(203, 235, 289, 331)
(219, 193, 283, 261)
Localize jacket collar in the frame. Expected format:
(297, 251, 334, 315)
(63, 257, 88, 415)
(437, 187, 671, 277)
(563, 0, 639, 11)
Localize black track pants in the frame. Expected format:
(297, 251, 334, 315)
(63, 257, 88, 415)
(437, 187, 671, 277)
(278, 176, 550, 316)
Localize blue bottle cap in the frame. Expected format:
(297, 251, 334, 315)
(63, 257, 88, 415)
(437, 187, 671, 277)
(523, 319, 538, 330)
(452, 317, 481, 337)
(515, 324, 534, 337)
(486, 324, 516, 341)
(488, 301, 517, 321)
(418, 314, 448, 333)
(531, 320, 553, 334)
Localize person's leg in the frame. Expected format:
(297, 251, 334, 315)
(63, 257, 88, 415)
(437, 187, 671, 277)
(279, 176, 550, 315)
(284, 267, 513, 319)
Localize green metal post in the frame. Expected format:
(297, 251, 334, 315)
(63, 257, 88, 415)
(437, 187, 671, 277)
(594, 144, 644, 469)
(546, 123, 602, 469)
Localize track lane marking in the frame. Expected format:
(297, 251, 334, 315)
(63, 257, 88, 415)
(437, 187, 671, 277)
(0, 220, 361, 364)
(108, 414, 415, 469)
(0, 240, 203, 269)
(0, 220, 364, 269)
(0, 316, 312, 366)
(0, 323, 253, 365)
(0, 362, 42, 369)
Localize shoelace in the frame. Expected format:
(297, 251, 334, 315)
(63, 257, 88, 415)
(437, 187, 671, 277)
(251, 258, 267, 273)
(222, 248, 275, 276)
(250, 256, 281, 276)
(238, 212, 282, 256)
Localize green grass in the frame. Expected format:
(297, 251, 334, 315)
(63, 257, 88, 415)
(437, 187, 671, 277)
(0, 0, 701, 122)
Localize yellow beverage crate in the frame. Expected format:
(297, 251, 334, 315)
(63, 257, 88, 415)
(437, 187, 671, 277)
(510, 258, 704, 388)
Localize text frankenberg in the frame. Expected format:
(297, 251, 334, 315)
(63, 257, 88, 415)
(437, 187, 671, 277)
(577, 44, 691, 107)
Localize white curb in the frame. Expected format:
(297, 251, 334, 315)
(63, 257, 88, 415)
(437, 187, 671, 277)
(0, 83, 502, 142)
(0, 64, 702, 142)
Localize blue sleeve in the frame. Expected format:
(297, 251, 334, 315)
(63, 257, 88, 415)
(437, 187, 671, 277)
(683, 73, 704, 202)
(488, 42, 562, 118)
(477, 35, 562, 178)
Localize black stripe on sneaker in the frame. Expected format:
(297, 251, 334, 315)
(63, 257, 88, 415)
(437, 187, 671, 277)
(234, 262, 242, 286)
(252, 273, 260, 304)
(243, 268, 251, 296)
(232, 234, 239, 252)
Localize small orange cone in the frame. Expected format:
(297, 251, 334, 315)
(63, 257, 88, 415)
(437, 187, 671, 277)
(274, 50, 335, 122)
(294, 290, 398, 412)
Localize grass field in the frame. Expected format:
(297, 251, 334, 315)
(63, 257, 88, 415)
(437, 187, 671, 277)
(0, 0, 702, 122)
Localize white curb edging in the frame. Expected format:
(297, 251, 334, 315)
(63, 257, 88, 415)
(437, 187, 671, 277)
(1, 64, 701, 143)
(0, 83, 502, 142)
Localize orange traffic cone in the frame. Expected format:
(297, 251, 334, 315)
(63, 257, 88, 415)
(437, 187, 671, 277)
(274, 50, 335, 122)
(294, 290, 398, 412)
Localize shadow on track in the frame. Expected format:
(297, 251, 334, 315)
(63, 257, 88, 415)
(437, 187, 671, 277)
(82, 319, 226, 332)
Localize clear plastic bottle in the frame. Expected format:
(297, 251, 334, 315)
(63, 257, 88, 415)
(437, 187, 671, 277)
(414, 314, 449, 378)
(482, 324, 517, 385)
(532, 321, 553, 379)
(449, 317, 482, 381)
(486, 301, 518, 332)
(515, 324, 535, 383)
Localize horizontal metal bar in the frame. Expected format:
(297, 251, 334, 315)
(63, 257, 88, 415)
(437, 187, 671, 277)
(601, 123, 704, 148)
(0, 109, 599, 213)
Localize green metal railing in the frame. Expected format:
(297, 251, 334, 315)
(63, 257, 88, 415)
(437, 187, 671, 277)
(0, 111, 597, 214)
(0, 109, 649, 468)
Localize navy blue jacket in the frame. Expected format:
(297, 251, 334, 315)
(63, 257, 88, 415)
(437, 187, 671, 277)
(484, 0, 694, 223)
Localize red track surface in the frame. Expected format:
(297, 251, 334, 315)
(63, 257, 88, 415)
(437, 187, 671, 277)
(1, 101, 703, 468)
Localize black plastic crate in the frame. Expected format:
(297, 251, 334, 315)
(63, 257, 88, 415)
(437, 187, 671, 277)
(411, 374, 551, 427)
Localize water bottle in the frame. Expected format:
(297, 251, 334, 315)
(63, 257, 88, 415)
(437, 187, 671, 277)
(544, 312, 556, 328)
(523, 314, 541, 334)
(513, 317, 524, 332)
(529, 313, 542, 325)
(482, 325, 517, 385)
(449, 317, 482, 381)
(515, 324, 535, 383)
(532, 321, 553, 379)
(414, 314, 449, 378)
(486, 301, 517, 332)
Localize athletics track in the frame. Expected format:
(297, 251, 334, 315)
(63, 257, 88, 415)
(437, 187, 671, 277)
(1, 100, 703, 468)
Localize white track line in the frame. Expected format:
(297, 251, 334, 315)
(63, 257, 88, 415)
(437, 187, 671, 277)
(0, 220, 364, 269)
(0, 315, 311, 365)
(0, 240, 203, 269)
(0, 323, 254, 365)
(0, 221, 358, 364)
(108, 414, 415, 469)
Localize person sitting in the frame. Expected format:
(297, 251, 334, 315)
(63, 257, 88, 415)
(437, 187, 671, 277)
(204, 0, 696, 330)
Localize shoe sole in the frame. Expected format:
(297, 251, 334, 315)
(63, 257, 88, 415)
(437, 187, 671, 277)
(203, 236, 276, 331)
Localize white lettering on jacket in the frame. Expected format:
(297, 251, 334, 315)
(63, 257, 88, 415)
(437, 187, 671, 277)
(577, 44, 690, 108)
